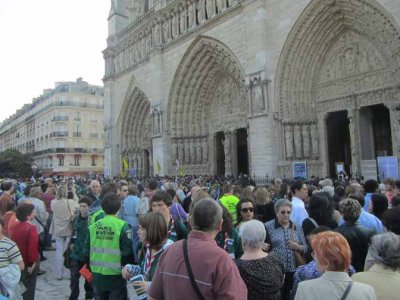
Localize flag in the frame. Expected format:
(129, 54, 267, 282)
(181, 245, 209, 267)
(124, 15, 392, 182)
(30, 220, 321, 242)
(156, 160, 161, 173)
(121, 157, 129, 178)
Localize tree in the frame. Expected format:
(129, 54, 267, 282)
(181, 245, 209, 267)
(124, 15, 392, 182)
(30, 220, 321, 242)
(0, 149, 33, 178)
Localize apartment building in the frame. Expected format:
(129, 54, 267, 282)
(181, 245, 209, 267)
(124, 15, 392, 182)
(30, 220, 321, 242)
(0, 78, 104, 176)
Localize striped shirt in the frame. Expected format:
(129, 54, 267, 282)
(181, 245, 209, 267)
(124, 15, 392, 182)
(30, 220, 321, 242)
(0, 237, 23, 268)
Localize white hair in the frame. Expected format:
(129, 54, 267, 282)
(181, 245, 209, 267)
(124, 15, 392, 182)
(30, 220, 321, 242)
(321, 186, 334, 197)
(239, 220, 266, 249)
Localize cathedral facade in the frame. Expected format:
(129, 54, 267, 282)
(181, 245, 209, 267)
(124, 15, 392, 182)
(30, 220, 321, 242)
(104, 0, 400, 178)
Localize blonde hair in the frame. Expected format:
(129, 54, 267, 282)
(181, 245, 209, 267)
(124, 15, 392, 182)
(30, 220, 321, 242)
(255, 187, 270, 205)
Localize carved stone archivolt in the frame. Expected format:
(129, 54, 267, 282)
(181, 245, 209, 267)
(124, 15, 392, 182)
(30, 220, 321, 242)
(275, 0, 400, 175)
(119, 87, 152, 177)
(167, 36, 247, 174)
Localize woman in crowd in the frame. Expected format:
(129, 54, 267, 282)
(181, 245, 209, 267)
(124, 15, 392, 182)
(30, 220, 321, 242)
(291, 226, 356, 299)
(265, 199, 307, 300)
(166, 189, 188, 223)
(294, 231, 376, 300)
(235, 220, 283, 300)
(235, 198, 255, 230)
(122, 212, 173, 296)
(11, 203, 39, 300)
(369, 193, 388, 220)
(215, 206, 243, 259)
(241, 185, 255, 201)
(49, 184, 79, 280)
(302, 193, 337, 238)
(254, 187, 275, 223)
(364, 207, 400, 270)
(353, 232, 400, 299)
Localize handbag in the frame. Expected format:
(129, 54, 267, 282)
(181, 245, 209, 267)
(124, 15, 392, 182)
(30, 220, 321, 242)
(291, 223, 307, 267)
(340, 281, 353, 300)
(183, 239, 205, 300)
(63, 246, 71, 269)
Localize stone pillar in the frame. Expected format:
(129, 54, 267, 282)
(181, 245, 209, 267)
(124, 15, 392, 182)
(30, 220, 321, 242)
(211, 133, 218, 175)
(317, 112, 328, 177)
(224, 131, 233, 176)
(388, 103, 400, 157)
(348, 108, 361, 176)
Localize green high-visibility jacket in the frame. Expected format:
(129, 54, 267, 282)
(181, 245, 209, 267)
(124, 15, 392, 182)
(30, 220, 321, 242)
(88, 208, 105, 226)
(89, 215, 126, 275)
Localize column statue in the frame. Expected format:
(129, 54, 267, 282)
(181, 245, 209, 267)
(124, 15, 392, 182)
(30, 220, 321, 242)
(206, 0, 215, 19)
(223, 131, 232, 175)
(310, 123, 319, 158)
(294, 124, 303, 159)
(285, 125, 293, 160)
(202, 138, 208, 163)
(196, 138, 202, 164)
(302, 124, 310, 158)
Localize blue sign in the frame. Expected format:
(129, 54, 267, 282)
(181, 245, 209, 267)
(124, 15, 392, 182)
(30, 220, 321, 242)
(293, 161, 308, 179)
(377, 156, 399, 180)
(129, 168, 138, 178)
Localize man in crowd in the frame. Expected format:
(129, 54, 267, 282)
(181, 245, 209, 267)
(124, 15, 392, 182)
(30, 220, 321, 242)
(148, 198, 247, 299)
(290, 180, 309, 226)
(87, 180, 101, 213)
(84, 192, 134, 300)
(219, 184, 240, 223)
(151, 190, 188, 242)
(0, 181, 14, 215)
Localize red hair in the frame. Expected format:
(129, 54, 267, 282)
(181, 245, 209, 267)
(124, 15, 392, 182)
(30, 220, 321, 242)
(311, 231, 351, 271)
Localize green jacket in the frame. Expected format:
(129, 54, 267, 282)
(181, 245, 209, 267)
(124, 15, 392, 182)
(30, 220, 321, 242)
(219, 194, 240, 224)
(70, 214, 89, 261)
(167, 217, 188, 242)
(215, 228, 243, 259)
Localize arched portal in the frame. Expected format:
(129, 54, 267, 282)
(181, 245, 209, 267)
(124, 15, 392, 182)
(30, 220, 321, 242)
(167, 36, 248, 175)
(118, 87, 152, 177)
(275, 0, 400, 177)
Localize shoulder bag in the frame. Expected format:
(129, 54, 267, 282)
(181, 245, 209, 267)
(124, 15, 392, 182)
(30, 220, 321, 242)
(291, 223, 307, 267)
(340, 281, 353, 300)
(183, 239, 205, 300)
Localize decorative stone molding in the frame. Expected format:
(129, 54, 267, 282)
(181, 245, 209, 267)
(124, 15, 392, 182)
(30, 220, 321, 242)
(104, 0, 244, 79)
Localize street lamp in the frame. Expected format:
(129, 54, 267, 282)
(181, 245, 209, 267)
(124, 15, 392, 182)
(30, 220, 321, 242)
(31, 162, 38, 179)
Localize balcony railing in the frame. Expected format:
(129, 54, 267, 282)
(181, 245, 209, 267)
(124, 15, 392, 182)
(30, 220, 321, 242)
(52, 131, 69, 137)
(52, 116, 69, 122)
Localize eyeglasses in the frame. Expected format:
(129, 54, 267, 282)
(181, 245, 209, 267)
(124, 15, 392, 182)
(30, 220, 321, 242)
(241, 207, 254, 213)
(280, 210, 291, 215)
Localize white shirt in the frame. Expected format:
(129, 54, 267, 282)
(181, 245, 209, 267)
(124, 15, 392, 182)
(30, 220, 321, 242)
(290, 197, 309, 226)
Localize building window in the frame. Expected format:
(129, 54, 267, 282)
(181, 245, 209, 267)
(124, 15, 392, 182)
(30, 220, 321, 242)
(74, 155, 80, 166)
(58, 156, 64, 166)
(91, 156, 96, 166)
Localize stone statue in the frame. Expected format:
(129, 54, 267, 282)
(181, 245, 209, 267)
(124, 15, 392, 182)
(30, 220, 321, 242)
(294, 124, 303, 158)
(285, 125, 293, 159)
(179, 6, 187, 34)
(302, 124, 310, 158)
(163, 19, 170, 43)
(202, 138, 208, 163)
(344, 48, 357, 75)
(171, 13, 178, 39)
(190, 139, 196, 164)
(178, 141, 184, 163)
(216, 0, 225, 14)
(206, 0, 215, 19)
(223, 131, 232, 175)
(252, 82, 264, 112)
(196, 138, 202, 164)
(154, 22, 162, 46)
(197, 0, 205, 24)
(359, 47, 370, 73)
(310, 123, 319, 158)
(188, 2, 196, 29)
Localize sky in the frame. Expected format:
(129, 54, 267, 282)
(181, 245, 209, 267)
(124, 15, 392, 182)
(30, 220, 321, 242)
(0, 0, 110, 123)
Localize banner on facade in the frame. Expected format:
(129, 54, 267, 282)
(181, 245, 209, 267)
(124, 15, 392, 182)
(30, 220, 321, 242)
(377, 156, 399, 180)
(292, 161, 307, 179)
(129, 168, 137, 178)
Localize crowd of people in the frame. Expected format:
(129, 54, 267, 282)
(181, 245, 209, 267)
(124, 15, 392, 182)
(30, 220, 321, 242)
(0, 174, 399, 299)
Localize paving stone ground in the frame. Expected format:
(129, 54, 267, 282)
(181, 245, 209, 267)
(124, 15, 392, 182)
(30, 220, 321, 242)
(35, 249, 85, 300)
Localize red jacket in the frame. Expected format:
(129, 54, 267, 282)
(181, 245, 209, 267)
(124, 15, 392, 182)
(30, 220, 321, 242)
(10, 221, 39, 266)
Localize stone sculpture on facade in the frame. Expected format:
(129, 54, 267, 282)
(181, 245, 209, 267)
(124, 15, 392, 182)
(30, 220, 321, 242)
(223, 131, 232, 175)
(310, 123, 319, 158)
(285, 125, 293, 160)
(206, 0, 215, 19)
(302, 124, 310, 158)
(294, 124, 303, 159)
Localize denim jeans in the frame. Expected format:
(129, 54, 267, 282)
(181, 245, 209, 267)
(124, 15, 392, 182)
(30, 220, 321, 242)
(69, 259, 93, 300)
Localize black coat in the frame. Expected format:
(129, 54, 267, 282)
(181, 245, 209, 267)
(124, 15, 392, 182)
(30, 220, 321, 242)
(335, 223, 375, 272)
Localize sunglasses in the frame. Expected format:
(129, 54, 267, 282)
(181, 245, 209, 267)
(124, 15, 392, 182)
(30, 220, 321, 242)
(241, 207, 254, 213)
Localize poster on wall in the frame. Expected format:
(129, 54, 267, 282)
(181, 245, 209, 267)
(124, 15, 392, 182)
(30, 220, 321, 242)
(335, 162, 345, 174)
(293, 161, 308, 179)
(377, 156, 399, 180)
